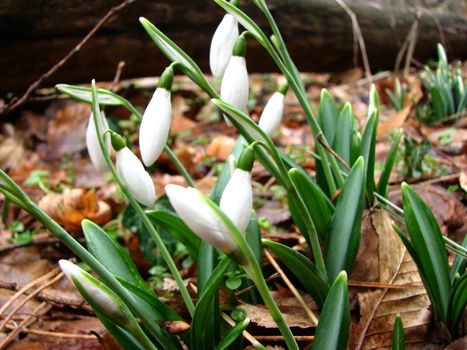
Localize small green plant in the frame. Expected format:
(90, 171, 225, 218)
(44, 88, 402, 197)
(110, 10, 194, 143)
(386, 78, 407, 111)
(8, 220, 38, 244)
(24, 170, 51, 193)
(416, 44, 466, 124)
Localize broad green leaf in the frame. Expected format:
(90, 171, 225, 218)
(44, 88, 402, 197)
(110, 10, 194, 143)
(333, 102, 354, 167)
(402, 183, 451, 323)
(391, 314, 405, 350)
(377, 129, 402, 197)
(116, 278, 183, 348)
(288, 168, 334, 242)
(311, 271, 349, 350)
(215, 318, 249, 350)
(263, 239, 329, 307)
(56, 84, 124, 106)
(326, 157, 365, 281)
(192, 256, 231, 350)
(82, 220, 147, 289)
(317, 89, 339, 146)
(446, 272, 467, 336)
(146, 207, 201, 258)
(431, 87, 446, 119)
(360, 111, 377, 205)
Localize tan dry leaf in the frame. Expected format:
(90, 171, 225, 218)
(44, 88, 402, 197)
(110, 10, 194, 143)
(0, 124, 26, 169)
(38, 188, 111, 233)
(460, 171, 467, 193)
(350, 210, 432, 349)
(207, 135, 236, 161)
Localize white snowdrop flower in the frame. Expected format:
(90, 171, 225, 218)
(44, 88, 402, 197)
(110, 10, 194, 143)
(58, 260, 130, 326)
(111, 133, 156, 207)
(220, 168, 252, 234)
(220, 145, 254, 233)
(165, 184, 237, 254)
(220, 36, 249, 125)
(258, 83, 288, 137)
(86, 111, 110, 173)
(210, 14, 239, 80)
(139, 66, 173, 167)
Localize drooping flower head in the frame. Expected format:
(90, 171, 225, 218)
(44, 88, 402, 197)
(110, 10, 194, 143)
(111, 132, 156, 207)
(258, 82, 288, 137)
(86, 111, 111, 173)
(220, 35, 249, 125)
(209, 0, 240, 80)
(139, 66, 174, 167)
(59, 260, 132, 327)
(219, 145, 254, 234)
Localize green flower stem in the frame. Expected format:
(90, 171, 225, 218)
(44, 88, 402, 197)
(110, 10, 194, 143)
(90, 81, 195, 316)
(164, 145, 196, 187)
(202, 197, 299, 350)
(246, 262, 299, 350)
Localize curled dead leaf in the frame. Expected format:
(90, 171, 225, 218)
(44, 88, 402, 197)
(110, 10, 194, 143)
(38, 188, 111, 233)
(158, 320, 191, 334)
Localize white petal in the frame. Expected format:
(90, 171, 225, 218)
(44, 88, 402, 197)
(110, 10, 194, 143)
(86, 112, 110, 173)
(116, 147, 156, 207)
(210, 14, 239, 80)
(59, 260, 120, 317)
(220, 169, 252, 233)
(139, 88, 172, 167)
(221, 56, 249, 125)
(258, 92, 285, 136)
(165, 185, 237, 253)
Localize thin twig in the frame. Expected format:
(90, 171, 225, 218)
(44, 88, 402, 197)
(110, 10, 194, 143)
(0, 267, 60, 317)
(317, 133, 351, 171)
(403, 11, 421, 78)
(0, 0, 136, 117)
(0, 278, 91, 313)
(2, 323, 97, 340)
(335, 0, 372, 82)
(264, 249, 318, 325)
(254, 335, 314, 341)
(0, 272, 63, 331)
(0, 302, 51, 349)
(108, 61, 126, 92)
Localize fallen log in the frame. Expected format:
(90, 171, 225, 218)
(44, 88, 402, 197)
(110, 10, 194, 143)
(0, 0, 466, 94)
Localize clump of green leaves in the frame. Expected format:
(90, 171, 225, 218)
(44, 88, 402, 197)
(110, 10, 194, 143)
(416, 44, 466, 124)
(8, 220, 38, 244)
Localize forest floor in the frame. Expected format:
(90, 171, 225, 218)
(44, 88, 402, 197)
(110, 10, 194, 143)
(0, 64, 465, 349)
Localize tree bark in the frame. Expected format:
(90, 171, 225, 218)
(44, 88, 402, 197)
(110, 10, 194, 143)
(0, 0, 466, 94)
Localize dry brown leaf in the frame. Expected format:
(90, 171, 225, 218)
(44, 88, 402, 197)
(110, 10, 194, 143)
(38, 188, 111, 233)
(0, 124, 26, 169)
(207, 135, 236, 161)
(46, 102, 90, 160)
(350, 210, 432, 349)
(460, 172, 467, 193)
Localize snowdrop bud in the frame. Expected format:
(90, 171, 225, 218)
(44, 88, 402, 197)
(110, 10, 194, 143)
(165, 184, 237, 254)
(220, 146, 254, 233)
(139, 66, 173, 167)
(111, 132, 156, 207)
(221, 36, 249, 125)
(258, 83, 288, 136)
(86, 111, 111, 173)
(210, 10, 239, 80)
(59, 260, 132, 327)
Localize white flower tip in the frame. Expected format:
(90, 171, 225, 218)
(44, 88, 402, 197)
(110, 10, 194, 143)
(59, 259, 81, 282)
